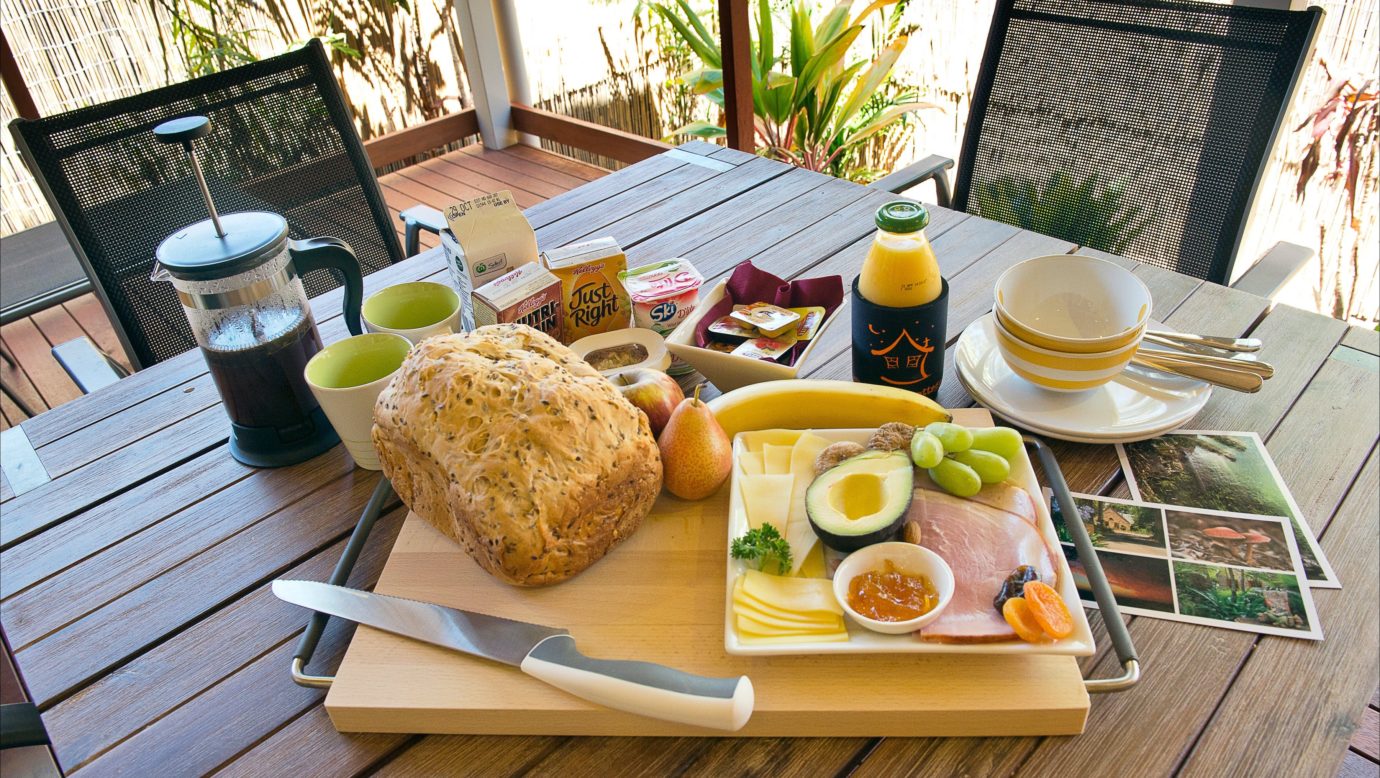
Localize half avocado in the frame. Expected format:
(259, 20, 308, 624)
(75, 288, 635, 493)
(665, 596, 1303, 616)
(805, 450, 913, 552)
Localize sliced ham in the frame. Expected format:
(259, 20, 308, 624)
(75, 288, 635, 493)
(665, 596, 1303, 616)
(906, 483, 1056, 643)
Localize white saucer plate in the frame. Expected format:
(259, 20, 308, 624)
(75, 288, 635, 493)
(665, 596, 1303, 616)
(955, 314, 1212, 444)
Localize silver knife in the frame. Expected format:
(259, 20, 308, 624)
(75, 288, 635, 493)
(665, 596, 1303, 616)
(272, 580, 754, 731)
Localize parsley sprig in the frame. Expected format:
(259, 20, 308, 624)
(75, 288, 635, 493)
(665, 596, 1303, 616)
(730, 522, 793, 575)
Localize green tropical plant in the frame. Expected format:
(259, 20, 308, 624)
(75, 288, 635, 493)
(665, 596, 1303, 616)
(648, 0, 938, 179)
(974, 172, 1152, 254)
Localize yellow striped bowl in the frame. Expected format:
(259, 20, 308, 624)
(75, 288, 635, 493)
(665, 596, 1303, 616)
(993, 255, 1152, 353)
(992, 314, 1139, 392)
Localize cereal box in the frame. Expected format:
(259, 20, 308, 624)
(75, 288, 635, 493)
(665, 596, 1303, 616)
(541, 237, 632, 342)
(471, 263, 564, 341)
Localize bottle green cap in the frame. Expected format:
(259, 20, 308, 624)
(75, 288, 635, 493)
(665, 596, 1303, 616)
(874, 201, 929, 233)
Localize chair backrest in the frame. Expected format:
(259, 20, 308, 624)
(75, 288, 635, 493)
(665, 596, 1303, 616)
(954, 0, 1322, 284)
(10, 39, 402, 369)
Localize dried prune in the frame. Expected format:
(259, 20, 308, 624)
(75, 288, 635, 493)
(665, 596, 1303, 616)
(993, 564, 1039, 612)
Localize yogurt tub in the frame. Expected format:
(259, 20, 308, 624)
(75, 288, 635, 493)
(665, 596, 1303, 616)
(619, 258, 705, 376)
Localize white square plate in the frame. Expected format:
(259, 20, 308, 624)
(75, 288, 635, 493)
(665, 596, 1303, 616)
(724, 427, 1096, 656)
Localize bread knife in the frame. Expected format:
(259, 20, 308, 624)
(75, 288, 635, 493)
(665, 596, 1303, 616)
(272, 580, 754, 731)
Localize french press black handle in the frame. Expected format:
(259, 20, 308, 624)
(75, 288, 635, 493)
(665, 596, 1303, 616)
(289, 237, 364, 336)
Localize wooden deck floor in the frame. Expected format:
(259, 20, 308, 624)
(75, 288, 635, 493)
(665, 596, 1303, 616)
(0, 142, 605, 431)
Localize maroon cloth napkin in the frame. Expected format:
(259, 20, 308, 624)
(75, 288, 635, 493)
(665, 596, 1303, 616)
(693, 261, 845, 365)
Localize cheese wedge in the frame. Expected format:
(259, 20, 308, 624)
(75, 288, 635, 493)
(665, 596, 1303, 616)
(739, 474, 793, 531)
(762, 444, 794, 475)
(740, 570, 841, 615)
(783, 432, 831, 574)
(796, 541, 827, 579)
(738, 451, 765, 476)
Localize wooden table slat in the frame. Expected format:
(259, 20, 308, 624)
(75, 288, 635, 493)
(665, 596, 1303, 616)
(53, 507, 405, 773)
(531, 162, 721, 249)
(3, 449, 356, 651)
(15, 468, 383, 705)
(1178, 449, 1378, 778)
(0, 406, 227, 549)
(1341, 325, 1379, 356)
(0, 447, 249, 600)
(523, 153, 688, 229)
(569, 155, 795, 251)
(625, 167, 838, 265)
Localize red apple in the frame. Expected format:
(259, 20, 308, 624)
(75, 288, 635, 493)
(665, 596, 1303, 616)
(616, 368, 684, 436)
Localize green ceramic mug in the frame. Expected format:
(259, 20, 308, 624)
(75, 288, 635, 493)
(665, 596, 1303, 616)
(362, 281, 462, 344)
(304, 333, 412, 470)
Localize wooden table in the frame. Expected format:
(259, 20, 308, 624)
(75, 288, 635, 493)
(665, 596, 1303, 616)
(1, 143, 1375, 777)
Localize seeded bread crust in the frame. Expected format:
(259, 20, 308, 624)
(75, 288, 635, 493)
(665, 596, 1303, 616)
(372, 324, 662, 586)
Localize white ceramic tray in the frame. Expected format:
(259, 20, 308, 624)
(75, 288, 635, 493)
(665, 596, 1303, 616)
(723, 427, 1096, 657)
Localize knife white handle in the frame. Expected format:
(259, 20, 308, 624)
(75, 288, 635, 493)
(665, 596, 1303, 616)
(520, 635, 753, 731)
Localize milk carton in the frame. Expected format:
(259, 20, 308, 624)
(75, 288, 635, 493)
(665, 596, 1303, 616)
(443, 190, 539, 330)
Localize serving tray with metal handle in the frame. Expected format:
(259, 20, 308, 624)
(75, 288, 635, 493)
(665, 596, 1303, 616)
(289, 413, 1138, 736)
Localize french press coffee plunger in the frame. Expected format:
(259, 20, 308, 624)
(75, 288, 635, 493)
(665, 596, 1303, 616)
(151, 116, 365, 467)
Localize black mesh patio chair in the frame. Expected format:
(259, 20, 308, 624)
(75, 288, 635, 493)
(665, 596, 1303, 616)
(9, 38, 444, 386)
(872, 0, 1323, 295)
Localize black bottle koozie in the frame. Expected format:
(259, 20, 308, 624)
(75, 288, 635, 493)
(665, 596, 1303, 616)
(850, 275, 949, 397)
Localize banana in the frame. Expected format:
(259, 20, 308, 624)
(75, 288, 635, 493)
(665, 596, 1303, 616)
(706, 379, 952, 438)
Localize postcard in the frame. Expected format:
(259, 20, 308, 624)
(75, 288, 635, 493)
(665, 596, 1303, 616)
(1116, 430, 1337, 588)
(1050, 492, 1323, 640)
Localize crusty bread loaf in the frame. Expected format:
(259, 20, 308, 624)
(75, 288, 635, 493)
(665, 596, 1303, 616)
(372, 324, 662, 586)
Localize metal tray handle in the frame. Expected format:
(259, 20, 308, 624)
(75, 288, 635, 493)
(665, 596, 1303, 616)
(1025, 435, 1141, 693)
(290, 443, 1141, 695)
(291, 477, 394, 689)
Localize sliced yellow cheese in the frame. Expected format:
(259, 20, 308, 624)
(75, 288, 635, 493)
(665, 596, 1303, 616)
(741, 429, 804, 453)
(733, 579, 837, 623)
(795, 541, 827, 579)
(741, 570, 842, 615)
(736, 613, 843, 637)
(762, 444, 794, 475)
(738, 451, 765, 476)
(738, 473, 793, 531)
(784, 431, 831, 574)
(734, 604, 839, 634)
(738, 630, 850, 645)
(733, 578, 840, 623)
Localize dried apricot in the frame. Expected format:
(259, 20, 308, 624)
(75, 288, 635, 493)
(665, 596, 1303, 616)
(1023, 580, 1074, 639)
(1001, 597, 1048, 643)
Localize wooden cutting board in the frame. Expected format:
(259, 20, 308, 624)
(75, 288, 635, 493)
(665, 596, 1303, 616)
(327, 409, 1091, 736)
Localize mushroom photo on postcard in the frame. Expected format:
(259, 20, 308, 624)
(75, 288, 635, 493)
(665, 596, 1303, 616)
(1164, 511, 1292, 571)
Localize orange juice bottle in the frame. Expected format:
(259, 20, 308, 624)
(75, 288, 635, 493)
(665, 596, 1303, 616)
(858, 202, 942, 307)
